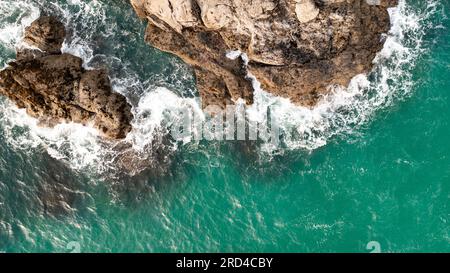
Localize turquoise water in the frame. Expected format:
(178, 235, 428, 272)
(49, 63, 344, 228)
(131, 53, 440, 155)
(0, 0, 449, 252)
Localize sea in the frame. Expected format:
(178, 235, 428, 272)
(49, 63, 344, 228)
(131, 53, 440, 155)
(0, 0, 448, 252)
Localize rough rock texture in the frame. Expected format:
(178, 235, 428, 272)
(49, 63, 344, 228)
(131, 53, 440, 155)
(130, 0, 398, 108)
(0, 16, 133, 139)
(19, 16, 66, 59)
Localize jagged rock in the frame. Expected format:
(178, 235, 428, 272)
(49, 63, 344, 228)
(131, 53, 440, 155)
(23, 16, 66, 53)
(17, 16, 66, 61)
(130, 0, 398, 108)
(0, 16, 133, 139)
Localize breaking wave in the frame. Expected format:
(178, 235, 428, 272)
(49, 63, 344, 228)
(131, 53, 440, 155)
(241, 0, 443, 153)
(0, 0, 443, 174)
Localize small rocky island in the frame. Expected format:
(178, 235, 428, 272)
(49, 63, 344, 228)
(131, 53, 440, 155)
(130, 0, 398, 108)
(0, 16, 133, 139)
(0, 1, 397, 139)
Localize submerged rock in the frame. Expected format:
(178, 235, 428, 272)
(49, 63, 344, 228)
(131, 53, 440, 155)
(130, 0, 398, 108)
(0, 16, 133, 139)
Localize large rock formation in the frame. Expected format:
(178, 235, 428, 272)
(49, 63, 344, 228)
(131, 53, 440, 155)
(130, 0, 398, 108)
(0, 16, 133, 139)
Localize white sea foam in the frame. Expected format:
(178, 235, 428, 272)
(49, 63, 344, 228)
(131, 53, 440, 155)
(0, 0, 442, 173)
(0, 0, 201, 174)
(228, 0, 439, 154)
(126, 86, 204, 151)
(0, 1, 40, 59)
(53, 0, 108, 66)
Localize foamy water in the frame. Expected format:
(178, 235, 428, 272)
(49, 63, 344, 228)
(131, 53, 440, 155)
(227, 0, 439, 154)
(0, 0, 441, 174)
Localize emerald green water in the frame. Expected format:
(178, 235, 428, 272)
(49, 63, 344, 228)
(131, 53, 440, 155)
(0, 0, 448, 252)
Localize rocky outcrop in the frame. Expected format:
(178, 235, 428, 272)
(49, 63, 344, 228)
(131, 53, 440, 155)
(0, 16, 133, 139)
(130, 0, 398, 108)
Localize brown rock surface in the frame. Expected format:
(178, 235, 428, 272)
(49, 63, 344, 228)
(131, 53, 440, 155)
(130, 0, 398, 108)
(0, 16, 133, 139)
